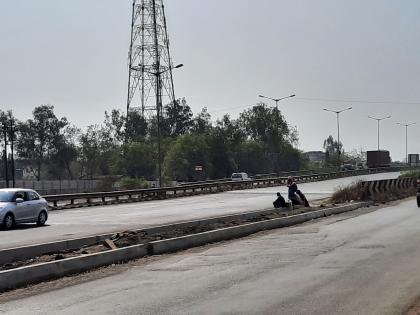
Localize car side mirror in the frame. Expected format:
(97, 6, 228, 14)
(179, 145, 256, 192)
(15, 198, 24, 204)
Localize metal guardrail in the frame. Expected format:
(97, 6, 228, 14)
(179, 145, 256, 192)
(44, 167, 412, 209)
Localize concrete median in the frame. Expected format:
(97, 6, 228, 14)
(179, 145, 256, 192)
(0, 207, 287, 266)
(0, 202, 367, 293)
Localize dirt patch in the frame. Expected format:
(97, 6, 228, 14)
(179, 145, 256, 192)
(407, 304, 420, 315)
(0, 244, 108, 271)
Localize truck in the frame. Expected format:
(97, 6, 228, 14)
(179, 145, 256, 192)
(367, 150, 391, 168)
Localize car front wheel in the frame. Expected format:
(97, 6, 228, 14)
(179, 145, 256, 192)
(37, 211, 48, 226)
(3, 213, 15, 230)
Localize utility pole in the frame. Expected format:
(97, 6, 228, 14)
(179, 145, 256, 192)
(9, 119, 16, 188)
(2, 123, 9, 188)
(397, 122, 416, 165)
(323, 107, 353, 167)
(368, 116, 391, 151)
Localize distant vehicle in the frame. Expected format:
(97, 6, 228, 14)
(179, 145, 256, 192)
(340, 164, 355, 171)
(356, 162, 366, 170)
(0, 189, 48, 230)
(231, 172, 251, 182)
(367, 150, 391, 168)
(417, 180, 420, 208)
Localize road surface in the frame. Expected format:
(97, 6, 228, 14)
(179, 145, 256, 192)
(2, 197, 420, 315)
(0, 172, 399, 250)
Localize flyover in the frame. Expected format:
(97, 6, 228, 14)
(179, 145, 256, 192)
(1, 188, 419, 314)
(0, 172, 400, 251)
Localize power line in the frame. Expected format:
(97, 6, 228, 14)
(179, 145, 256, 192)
(295, 97, 420, 105)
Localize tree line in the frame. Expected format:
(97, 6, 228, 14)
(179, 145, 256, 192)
(1, 100, 305, 186)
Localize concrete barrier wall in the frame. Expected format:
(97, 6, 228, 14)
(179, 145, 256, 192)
(361, 178, 415, 197)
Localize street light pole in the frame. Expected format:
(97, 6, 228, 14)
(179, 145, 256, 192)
(258, 94, 296, 132)
(258, 94, 295, 173)
(368, 116, 391, 151)
(323, 107, 353, 167)
(397, 122, 416, 165)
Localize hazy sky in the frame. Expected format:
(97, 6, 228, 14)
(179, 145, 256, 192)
(1, 0, 420, 161)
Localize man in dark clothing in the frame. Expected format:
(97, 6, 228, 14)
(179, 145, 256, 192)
(273, 192, 287, 208)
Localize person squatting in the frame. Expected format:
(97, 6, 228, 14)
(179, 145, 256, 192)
(273, 176, 309, 208)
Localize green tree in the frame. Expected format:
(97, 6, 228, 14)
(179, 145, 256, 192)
(237, 103, 300, 173)
(162, 98, 193, 137)
(126, 110, 148, 142)
(238, 102, 290, 147)
(117, 142, 155, 179)
(49, 125, 80, 179)
(323, 135, 342, 166)
(191, 107, 212, 134)
(0, 110, 17, 180)
(215, 114, 246, 146)
(163, 134, 211, 181)
(78, 124, 121, 178)
(103, 109, 126, 145)
(235, 141, 268, 174)
(17, 105, 68, 180)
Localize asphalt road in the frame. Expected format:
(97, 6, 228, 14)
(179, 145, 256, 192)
(0, 172, 400, 250)
(2, 197, 420, 314)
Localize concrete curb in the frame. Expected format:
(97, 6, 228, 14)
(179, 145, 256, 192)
(0, 207, 289, 266)
(0, 244, 149, 292)
(0, 202, 367, 293)
(151, 203, 365, 255)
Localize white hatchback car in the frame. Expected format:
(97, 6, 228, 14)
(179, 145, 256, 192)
(231, 172, 251, 182)
(0, 189, 49, 229)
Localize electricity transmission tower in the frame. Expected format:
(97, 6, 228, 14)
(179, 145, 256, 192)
(126, 0, 179, 117)
(126, 0, 181, 187)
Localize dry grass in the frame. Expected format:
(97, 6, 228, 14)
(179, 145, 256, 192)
(331, 181, 416, 204)
(330, 181, 366, 203)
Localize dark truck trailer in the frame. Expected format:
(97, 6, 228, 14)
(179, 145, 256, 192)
(367, 150, 391, 168)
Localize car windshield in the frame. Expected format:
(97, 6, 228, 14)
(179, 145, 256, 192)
(0, 191, 13, 202)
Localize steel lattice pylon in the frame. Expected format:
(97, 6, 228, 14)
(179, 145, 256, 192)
(126, 0, 176, 117)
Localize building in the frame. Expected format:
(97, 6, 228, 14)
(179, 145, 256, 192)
(303, 151, 326, 164)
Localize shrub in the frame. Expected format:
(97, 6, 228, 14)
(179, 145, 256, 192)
(400, 170, 420, 180)
(117, 177, 149, 190)
(330, 181, 365, 203)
